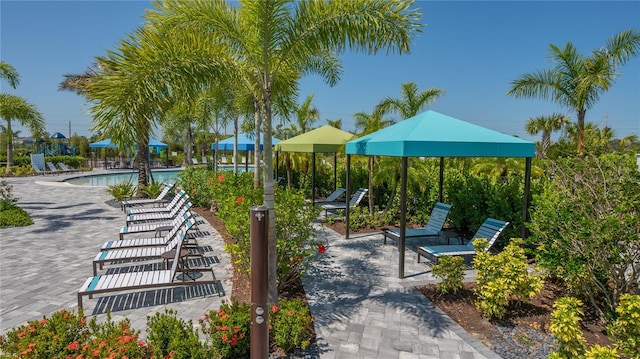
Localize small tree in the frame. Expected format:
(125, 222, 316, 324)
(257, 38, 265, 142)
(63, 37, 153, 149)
(529, 153, 640, 319)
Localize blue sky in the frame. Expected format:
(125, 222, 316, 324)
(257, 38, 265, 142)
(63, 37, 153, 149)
(1, 1, 639, 142)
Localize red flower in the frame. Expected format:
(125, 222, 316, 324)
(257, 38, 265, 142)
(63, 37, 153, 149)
(191, 189, 197, 194)
(271, 304, 279, 313)
(67, 341, 80, 350)
(318, 244, 326, 254)
(218, 174, 225, 183)
(235, 196, 245, 204)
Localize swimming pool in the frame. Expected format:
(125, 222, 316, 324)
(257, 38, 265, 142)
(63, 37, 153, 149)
(66, 170, 183, 186)
(65, 165, 252, 186)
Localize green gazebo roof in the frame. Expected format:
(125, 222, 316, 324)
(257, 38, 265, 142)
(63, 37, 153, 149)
(274, 125, 354, 153)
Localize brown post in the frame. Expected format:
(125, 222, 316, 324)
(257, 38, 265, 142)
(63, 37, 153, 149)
(250, 206, 269, 359)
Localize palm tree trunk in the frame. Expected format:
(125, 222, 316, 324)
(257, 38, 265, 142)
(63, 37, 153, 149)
(253, 97, 261, 189)
(5, 120, 13, 171)
(541, 130, 551, 159)
(136, 137, 150, 196)
(185, 126, 193, 166)
(577, 108, 586, 157)
(262, 90, 277, 304)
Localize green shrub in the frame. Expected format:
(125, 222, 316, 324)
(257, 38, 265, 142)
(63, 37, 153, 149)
(139, 181, 164, 199)
(270, 298, 314, 353)
(607, 293, 640, 358)
(528, 153, 640, 318)
(583, 345, 619, 359)
(200, 301, 251, 358)
(431, 256, 465, 294)
(0, 200, 33, 228)
(146, 309, 209, 359)
(549, 297, 587, 359)
(106, 182, 136, 201)
(473, 237, 543, 319)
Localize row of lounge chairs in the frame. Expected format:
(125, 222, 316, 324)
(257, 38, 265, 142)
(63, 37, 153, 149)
(31, 162, 80, 175)
(77, 184, 222, 309)
(383, 202, 509, 264)
(313, 187, 369, 217)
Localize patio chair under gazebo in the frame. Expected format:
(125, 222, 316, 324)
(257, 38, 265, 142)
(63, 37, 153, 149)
(345, 110, 536, 277)
(213, 132, 281, 172)
(274, 125, 354, 206)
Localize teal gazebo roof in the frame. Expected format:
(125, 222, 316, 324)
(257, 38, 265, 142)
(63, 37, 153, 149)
(345, 110, 535, 158)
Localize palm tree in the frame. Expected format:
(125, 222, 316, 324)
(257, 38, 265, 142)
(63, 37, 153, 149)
(326, 118, 342, 129)
(0, 61, 21, 89)
(146, 0, 423, 302)
(507, 29, 640, 157)
(375, 81, 445, 120)
(525, 113, 568, 158)
(373, 81, 445, 211)
(0, 62, 45, 172)
(354, 110, 393, 213)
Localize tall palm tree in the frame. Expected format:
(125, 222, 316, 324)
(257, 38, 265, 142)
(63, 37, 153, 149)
(373, 81, 444, 211)
(507, 29, 640, 157)
(354, 110, 393, 213)
(0, 62, 45, 172)
(375, 81, 445, 120)
(525, 113, 568, 158)
(146, 0, 423, 302)
(280, 94, 320, 189)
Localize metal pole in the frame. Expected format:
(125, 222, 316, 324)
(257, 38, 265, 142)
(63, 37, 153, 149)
(438, 157, 444, 202)
(399, 157, 408, 278)
(311, 153, 316, 207)
(333, 154, 337, 191)
(521, 157, 532, 239)
(345, 154, 351, 239)
(250, 206, 269, 359)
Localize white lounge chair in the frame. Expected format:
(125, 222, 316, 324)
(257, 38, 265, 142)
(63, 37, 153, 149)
(417, 218, 509, 264)
(57, 162, 79, 173)
(125, 199, 191, 225)
(120, 183, 176, 212)
(46, 162, 61, 175)
(77, 227, 221, 309)
(383, 202, 452, 244)
(93, 218, 196, 275)
(125, 191, 186, 215)
(119, 206, 192, 240)
(102, 216, 196, 251)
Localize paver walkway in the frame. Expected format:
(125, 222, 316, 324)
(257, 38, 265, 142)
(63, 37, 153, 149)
(0, 171, 500, 358)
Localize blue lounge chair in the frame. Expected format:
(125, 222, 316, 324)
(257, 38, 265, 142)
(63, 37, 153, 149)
(417, 218, 509, 264)
(384, 202, 452, 244)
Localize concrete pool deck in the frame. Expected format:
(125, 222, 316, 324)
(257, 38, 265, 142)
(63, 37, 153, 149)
(0, 170, 500, 358)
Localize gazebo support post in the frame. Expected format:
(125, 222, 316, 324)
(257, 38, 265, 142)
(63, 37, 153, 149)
(275, 151, 279, 184)
(521, 157, 532, 239)
(399, 156, 408, 278)
(438, 157, 444, 202)
(311, 153, 316, 207)
(345, 155, 351, 239)
(333, 154, 337, 191)
(245, 150, 249, 172)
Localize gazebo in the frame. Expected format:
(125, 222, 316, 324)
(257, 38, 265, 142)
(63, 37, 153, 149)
(274, 125, 354, 205)
(345, 110, 536, 277)
(213, 132, 281, 171)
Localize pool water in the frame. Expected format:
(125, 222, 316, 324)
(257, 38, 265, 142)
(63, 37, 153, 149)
(66, 170, 182, 186)
(65, 165, 252, 186)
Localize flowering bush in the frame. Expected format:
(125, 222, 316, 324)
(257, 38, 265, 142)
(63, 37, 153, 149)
(200, 301, 251, 359)
(146, 309, 209, 359)
(0, 309, 150, 358)
(270, 299, 314, 353)
(0, 309, 89, 358)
